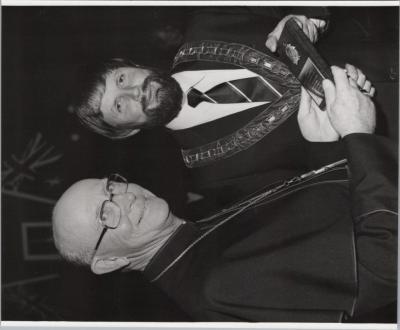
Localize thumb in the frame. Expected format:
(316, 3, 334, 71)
(318, 20, 327, 29)
(265, 34, 278, 52)
(322, 79, 335, 110)
(265, 15, 292, 52)
(310, 18, 326, 30)
(298, 87, 312, 118)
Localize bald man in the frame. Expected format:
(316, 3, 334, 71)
(54, 67, 397, 322)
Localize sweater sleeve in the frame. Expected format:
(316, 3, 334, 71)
(344, 133, 397, 318)
(344, 133, 397, 218)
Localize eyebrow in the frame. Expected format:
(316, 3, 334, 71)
(113, 70, 119, 87)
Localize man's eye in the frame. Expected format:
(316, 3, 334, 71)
(117, 73, 126, 87)
(100, 203, 118, 227)
(100, 202, 120, 228)
(115, 98, 124, 113)
(100, 209, 111, 222)
(108, 181, 126, 195)
(108, 181, 117, 193)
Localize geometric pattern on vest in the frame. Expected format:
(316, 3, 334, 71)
(187, 76, 280, 107)
(173, 40, 301, 168)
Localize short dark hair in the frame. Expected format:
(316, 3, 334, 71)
(73, 58, 153, 139)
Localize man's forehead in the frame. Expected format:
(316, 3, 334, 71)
(99, 70, 119, 115)
(82, 179, 107, 217)
(107, 66, 148, 79)
(106, 66, 133, 78)
(89, 82, 106, 116)
(59, 179, 106, 223)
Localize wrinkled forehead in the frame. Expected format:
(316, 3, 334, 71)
(88, 82, 106, 116)
(99, 69, 120, 116)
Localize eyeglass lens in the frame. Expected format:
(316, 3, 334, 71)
(99, 174, 128, 229)
(100, 201, 121, 228)
(106, 173, 128, 195)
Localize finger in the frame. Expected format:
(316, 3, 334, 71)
(302, 21, 312, 41)
(298, 87, 312, 117)
(370, 86, 376, 97)
(265, 34, 278, 52)
(331, 66, 350, 95)
(308, 22, 318, 43)
(345, 63, 358, 81)
(265, 16, 290, 51)
(322, 78, 336, 110)
(363, 80, 372, 93)
(310, 18, 326, 31)
(293, 16, 304, 29)
(356, 68, 366, 87)
(348, 77, 358, 89)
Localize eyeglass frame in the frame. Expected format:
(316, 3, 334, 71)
(91, 173, 128, 259)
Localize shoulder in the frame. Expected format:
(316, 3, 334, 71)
(183, 8, 281, 50)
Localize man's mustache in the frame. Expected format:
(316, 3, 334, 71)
(141, 74, 163, 111)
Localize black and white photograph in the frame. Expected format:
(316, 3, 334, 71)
(2, 1, 399, 328)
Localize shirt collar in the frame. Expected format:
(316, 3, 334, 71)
(172, 71, 206, 95)
(143, 222, 200, 282)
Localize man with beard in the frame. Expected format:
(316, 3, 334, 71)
(73, 8, 375, 210)
(73, 59, 183, 138)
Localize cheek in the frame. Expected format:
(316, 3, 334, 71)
(141, 199, 170, 231)
(113, 198, 170, 247)
(114, 222, 144, 252)
(126, 101, 146, 123)
(117, 217, 136, 240)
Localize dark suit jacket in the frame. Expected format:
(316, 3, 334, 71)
(180, 7, 329, 53)
(170, 7, 335, 210)
(144, 133, 397, 322)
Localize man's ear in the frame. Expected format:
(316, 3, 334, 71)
(91, 256, 130, 275)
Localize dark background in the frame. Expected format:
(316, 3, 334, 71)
(2, 5, 398, 322)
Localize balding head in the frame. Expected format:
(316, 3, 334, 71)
(52, 179, 104, 266)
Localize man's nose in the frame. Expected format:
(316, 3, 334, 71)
(113, 192, 136, 213)
(129, 86, 141, 101)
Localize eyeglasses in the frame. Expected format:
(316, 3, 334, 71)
(92, 173, 128, 257)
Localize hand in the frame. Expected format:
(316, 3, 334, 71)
(297, 87, 339, 142)
(323, 66, 376, 138)
(344, 63, 376, 97)
(265, 15, 327, 52)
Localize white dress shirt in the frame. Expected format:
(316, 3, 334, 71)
(167, 69, 272, 130)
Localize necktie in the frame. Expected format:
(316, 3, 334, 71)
(187, 76, 279, 108)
